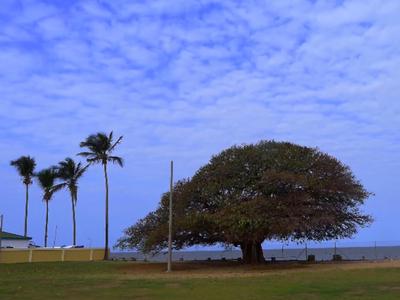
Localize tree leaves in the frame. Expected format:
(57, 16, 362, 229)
(10, 156, 36, 185)
(117, 140, 372, 254)
(78, 132, 123, 167)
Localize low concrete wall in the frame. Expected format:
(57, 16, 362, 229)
(0, 248, 107, 264)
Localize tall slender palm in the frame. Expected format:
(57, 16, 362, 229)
(10, 156, 36, 237)
(54, 158, 88, 245)
(78, 131, 123, 260)
(36, 167, 58, 248)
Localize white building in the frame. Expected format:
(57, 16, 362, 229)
(0, 231, 32, 248)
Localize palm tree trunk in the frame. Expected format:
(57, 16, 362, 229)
(24, 184, 29, 237)
(44, 201, 49, 248)
(71, 195, 77, 245)
(103, 163, 109, 260)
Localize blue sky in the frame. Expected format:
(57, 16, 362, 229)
(0, 0, 399, 249)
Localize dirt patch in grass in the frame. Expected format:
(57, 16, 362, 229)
(116, 260, 400, 279)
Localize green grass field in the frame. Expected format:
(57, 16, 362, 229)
(1, 261, 400, 299)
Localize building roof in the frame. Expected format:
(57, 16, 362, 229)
(0, 231, 32, 240)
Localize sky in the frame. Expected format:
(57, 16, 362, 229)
(0, 0, 399, 249)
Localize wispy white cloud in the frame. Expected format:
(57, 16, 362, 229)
(0, 0, 399, 246)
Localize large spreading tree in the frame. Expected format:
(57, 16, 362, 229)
(117, 141, 372, 264)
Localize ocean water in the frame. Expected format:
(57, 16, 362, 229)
(112, 246, 400, 262)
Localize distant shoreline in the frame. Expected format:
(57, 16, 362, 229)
(112, 245, 400, 262)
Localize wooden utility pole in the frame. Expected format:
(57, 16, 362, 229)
(0, 214, 3, 250)
(167, 160, 173, 272)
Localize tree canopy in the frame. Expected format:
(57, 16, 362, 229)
(117, 141, 372, 263)
(78, 131, 123, 167)
(10, 156, 36, 185)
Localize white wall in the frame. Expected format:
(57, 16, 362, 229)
(1, 239, 30, 248)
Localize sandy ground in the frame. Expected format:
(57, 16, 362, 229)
(115, 260, 400, 279)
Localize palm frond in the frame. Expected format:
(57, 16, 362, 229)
(77, 152, 97, 158)
(51, 182, 67, 193)
(109, 135, 123, 153)
(36, 167, 59, 202)
(108, 156, 124, 167)
(76, 163, 90, 178)
(87, 157, 103, 164)
(10, 156, 36, 181)
(79, 131, 124, 166)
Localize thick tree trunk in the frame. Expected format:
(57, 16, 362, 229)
(44, 201, 49, 248)
(72, 196, 76, 246)
(24, 184, 29, 237)
(240, 241, 265, 264)
(103, 163, 109, 260)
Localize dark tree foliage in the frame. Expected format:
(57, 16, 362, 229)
(117, 141, 372, 264)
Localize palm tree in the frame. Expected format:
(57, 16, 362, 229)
(36, 167, 58, 247)
(78, 131, 123, 260)
(10, 156, 36, 237)
(54, 158, 88, 245)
